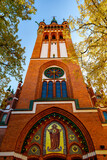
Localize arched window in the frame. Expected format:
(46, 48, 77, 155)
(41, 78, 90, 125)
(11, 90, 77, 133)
(42, 81, 47, 98)
(62, 81, 67, 97)
(48, 81, 53, 98)
(1, 113, 7, 124)
(42, 67, 68, 98)
(52, 35, 56, 39)
(59, 35, 63, 39)
(45, 35, 48, 40)
(56, 81, 61, 98)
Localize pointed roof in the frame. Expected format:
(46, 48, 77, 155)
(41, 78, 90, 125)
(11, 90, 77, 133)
(51, 16, 57, 24)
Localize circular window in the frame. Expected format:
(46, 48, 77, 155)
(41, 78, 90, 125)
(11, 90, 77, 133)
(44, 67, 64, 79)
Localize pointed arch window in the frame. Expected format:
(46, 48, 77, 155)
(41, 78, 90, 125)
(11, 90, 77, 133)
(42, 67, 68, 98)
(42, 81, 47, 98)
(56, 81, 61, 98)
(45, 35, 48, 40)
(48, 81, 53, 98)
(62, 81, 67, 97)
(52, 35, 56, 40)
(103, 112, 107, 121)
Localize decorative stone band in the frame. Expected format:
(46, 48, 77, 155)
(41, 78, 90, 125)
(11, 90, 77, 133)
(83, 150, 107, 159)
(13, 97, 18, 100)
(0, 150, 107, 159)
(0, 126, 8, 128)
(0, 152, 27, 160)
(102, 123, 107, 127)
(91, 95, 96, 98)
(11, 101, 98, 114)
(17, 87, 21, 90)
(83, 151, 96, 159)
(0, 108, 13, 113)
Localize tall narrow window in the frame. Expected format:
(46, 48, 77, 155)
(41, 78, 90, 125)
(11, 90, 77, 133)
(52, 35, 56, 39)
(48, 81, 53, 98)
(62, 81, 67, 97)
(45, 35, 48, 40)
(56, 81, 61, 98)
(1, 114, 7, 124)
(103, 112, 107, 121)
(42, 81, 47, 98)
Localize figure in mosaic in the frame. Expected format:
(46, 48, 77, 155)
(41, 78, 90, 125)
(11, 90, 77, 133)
(47, 124, 62, 151)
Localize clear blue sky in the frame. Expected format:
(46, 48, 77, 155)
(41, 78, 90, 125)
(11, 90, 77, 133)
(10, 0, 81, 92)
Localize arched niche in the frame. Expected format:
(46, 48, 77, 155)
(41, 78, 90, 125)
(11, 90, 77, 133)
(15, 107, 95, 159)
(35, 60, 73, 99)
(43, 121, 66, 155)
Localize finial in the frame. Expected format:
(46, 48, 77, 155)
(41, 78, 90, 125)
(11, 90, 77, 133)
(35, 21, 40, 26)
(63, 18, 65, 21)
(51, 16, 57, 24)
(43, 19, 45, 22)
(7, 86, 11, 92)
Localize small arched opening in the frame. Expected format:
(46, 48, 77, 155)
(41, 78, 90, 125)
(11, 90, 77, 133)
(45, 35, 48, 40)
(52, 35, 56, 40)
(59, 35, 63, 39)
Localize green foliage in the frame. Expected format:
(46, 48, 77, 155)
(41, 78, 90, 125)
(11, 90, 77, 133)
(0, 0, 36, 104)
(68, 0, 107, 106)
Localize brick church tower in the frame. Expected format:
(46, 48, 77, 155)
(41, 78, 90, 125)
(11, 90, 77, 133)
(0, 18, 107, 160)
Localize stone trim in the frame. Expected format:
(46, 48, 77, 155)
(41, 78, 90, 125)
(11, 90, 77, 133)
(0, 126, 8, 128)
(83, 150, 107, 159)
(12, 101, 98, 114)
(83, 151, 96, 159)
(102, 124, 107, 126)
(0, 109, 13, 113)
(1, 150, 107, 159)
(95, 150, 107, 154)
(0, 152, 27, 160)
(13, 97, 18, 100)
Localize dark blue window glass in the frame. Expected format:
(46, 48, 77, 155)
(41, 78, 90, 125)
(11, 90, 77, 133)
(56, 81, 61, 98)
(42, 81, 47, 98)
(48, 81, 53, 98)
(103, 112, 107, 120)
(62, 81, 67, 97)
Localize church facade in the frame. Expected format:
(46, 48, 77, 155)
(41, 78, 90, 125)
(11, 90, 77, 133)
(0, 18, 107, 160)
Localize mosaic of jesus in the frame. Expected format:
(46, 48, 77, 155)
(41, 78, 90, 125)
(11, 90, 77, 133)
(45, 122, 65, 154)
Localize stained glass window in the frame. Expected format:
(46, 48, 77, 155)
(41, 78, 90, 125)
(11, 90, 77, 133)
(44, 67, 64, 79)
(42, 81, 47, 98)
(42, 67, 68, 99)
(1, 114, 7, 124)
(48, 81, 53, 98)
(103, 112, 107, 121)
(62, 81, 67, 97)
(56, 81, 61, 97)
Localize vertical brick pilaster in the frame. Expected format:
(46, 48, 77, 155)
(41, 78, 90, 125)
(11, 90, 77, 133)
(48, 31, 51, 58)
(57, 31, 60, 57)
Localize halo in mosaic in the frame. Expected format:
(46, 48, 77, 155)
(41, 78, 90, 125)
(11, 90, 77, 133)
(43, 121, 66, 155)
(69, 145, 82, 155)
(28, 145, 40, 156)
(44, 67, 64, 79)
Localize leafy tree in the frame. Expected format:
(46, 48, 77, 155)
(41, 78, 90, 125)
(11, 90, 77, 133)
(0, 0, 36, 103)
(68, 0, 107, 107)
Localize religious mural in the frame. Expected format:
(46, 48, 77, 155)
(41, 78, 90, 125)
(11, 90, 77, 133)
(43, 121, 66, 155)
